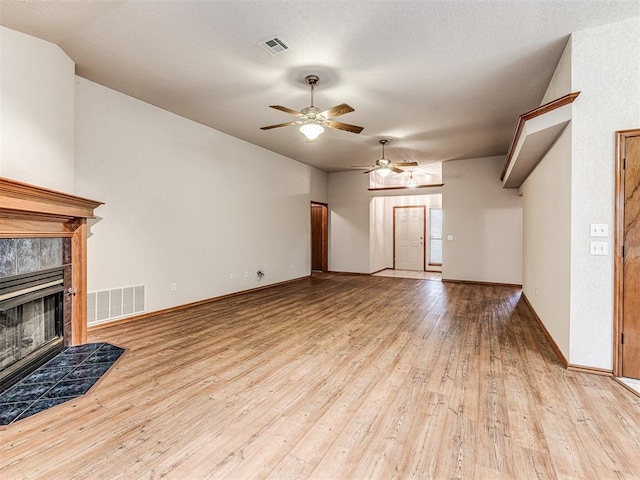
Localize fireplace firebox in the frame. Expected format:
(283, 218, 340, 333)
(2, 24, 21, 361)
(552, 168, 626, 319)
(0, 267, 66, 392)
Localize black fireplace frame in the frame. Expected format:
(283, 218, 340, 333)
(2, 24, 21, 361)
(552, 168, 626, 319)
(0, 267, 66, 392)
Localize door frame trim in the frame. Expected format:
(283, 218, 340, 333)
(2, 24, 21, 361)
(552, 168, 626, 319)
(392, 205, 426, 271)
(614, 129, 640, 377)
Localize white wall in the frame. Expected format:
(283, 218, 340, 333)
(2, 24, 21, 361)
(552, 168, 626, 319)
(328, 171, 371, 273)
(568, 17, 640, 369)
(370, 197, 387, 273)
(74, 77, 325, 317)
(310, 167, 328, 204)
(521, 126, 572, 358)
(0, 26, 75, 192)
(442, 156, 523, 284)
(521, 17, 640, 370)
(540, 38, 572, 105)
(1, 24, 329, 323)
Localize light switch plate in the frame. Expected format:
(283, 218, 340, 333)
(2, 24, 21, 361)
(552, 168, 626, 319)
(590, 241, 608, 255)
(590, 224, 608, 237)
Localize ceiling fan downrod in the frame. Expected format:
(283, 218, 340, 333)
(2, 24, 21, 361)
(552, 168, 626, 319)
(305, 75, 319, 108)
(379, 139, 388, 159)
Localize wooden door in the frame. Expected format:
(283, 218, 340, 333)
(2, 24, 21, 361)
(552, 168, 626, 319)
(394, 206, 425, 271)
(311, 203, 328, 272)
(622, 133, 640, 379)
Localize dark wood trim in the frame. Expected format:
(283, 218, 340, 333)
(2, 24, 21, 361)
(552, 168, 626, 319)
(0, 176, 103, 219)
(327, 270, 370, 276)
(500, 92, 581, 181)
(321, 205, 328, 272)
(442, 278, 522, 288)
(614, 129, 640, 377)
(71, 221, 88, 345)
(521, 293, 568, 368)
(567, 364, 613, 376)
(88, 275, 311, 332)
(368, 183, 444, 192)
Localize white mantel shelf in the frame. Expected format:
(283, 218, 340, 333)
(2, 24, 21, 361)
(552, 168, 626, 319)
(501, 92, 580, 188)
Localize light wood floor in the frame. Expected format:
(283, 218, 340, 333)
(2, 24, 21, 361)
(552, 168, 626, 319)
(2, 273, 640, 479)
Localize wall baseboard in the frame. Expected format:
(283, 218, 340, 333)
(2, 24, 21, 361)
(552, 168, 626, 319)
(567, 364, 613, 376)
(88, 275, 310, 332)
(328, 270, 370, 276)
(613, 377, 640, 398)
(442, 278, 522, 288)
(521, 294, 617, 377)
(521, 293, 569, 368)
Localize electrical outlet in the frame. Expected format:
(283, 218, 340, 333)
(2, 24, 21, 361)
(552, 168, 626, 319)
(244, 272, 248, 278)
(229, 273, 234, 280)
(171, 283, 177, 291)
(590, 241, 608, 255)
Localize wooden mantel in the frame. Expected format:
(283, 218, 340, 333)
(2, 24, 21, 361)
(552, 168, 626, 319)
(0, 177, 103, 345)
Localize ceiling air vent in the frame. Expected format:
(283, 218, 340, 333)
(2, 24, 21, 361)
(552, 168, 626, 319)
(258, 36, 289, 56)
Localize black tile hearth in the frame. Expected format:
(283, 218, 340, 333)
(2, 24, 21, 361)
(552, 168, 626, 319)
(0, 342, 124, 426)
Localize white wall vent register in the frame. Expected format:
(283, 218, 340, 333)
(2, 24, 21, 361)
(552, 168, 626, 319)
(88, 285, 145, 324)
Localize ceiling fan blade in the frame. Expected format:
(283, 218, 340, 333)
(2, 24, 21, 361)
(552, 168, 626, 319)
(363, 168, 378, 174)
(260, 121, 299, 130)
(393, 161, 419, 167)
(318, 103, 354, 119)
(326, 120, 364, 134)
(390, 166, 404, 173)
(269, 105, 302, 116)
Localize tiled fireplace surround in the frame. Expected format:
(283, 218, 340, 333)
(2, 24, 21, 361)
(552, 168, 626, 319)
(0, 177, 102, 364)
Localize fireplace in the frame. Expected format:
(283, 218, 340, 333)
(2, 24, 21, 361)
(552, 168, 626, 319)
(0, 242, 68, 391)
(0, 178, 102, 393)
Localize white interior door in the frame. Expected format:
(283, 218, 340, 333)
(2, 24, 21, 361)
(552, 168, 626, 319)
(394, 206, 425, 271)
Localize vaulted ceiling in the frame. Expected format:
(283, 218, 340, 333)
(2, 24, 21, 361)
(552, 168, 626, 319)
(1, 1, 638, 176)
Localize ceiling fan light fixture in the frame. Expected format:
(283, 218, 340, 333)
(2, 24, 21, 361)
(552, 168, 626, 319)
(261, 75, 363, 136)
(377, 167, 392, 178)
(299, 122, 324, 140)
(407, 172, 417, 187)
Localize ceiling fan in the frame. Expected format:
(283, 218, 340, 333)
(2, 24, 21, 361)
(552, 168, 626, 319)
(352, 140, 419, 177)
(260, 75, 364, 141)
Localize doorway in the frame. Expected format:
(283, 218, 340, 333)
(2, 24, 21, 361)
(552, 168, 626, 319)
(393, 206, 426, 271)
(311, 202, 328, 272)
(615, 129, 640, 380)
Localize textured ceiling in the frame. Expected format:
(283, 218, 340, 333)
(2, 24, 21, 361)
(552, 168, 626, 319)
(1, 0, 638, 175)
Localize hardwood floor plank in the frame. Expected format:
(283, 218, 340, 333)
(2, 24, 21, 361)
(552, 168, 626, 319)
(2, 274, 640, 479)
